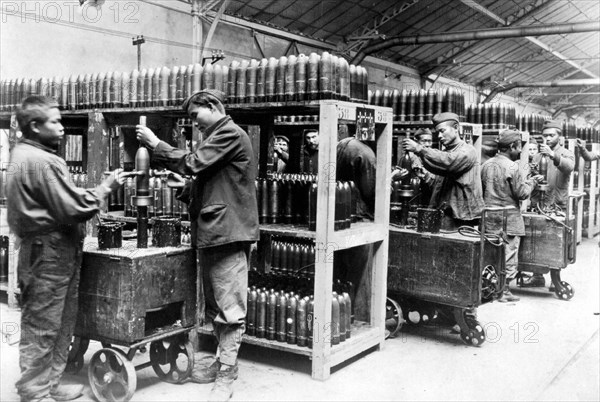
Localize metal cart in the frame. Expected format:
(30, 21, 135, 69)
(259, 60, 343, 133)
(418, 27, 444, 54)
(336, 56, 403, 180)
(386, 207, 508, 346)
(517, 193, 584, 300)
(65, 240, 197, 402)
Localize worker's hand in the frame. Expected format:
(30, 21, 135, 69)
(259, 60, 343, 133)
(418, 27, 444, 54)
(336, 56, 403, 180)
(391, 167, 409, 181)
(101, 168, 126, 192)
(402, 138, 422, 154)
(539, 144, 555, 160)
(413, 166, 426, 180)
(166, 172, 187, 188)
(576, 138, 586, 149)
(531, 174, 544, 184)
(136, 125, 160, 149)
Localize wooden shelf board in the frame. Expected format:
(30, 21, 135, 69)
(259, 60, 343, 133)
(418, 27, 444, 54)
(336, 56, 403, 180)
(259, 223, 316, 239)
(197, 321, 377, 362)
(0, 282, 8, 292)
(100, 212, 191, 228)
(331, 222, 387, 249)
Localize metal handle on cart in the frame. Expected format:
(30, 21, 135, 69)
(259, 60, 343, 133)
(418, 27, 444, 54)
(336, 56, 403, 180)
(567, 192, 585, 264)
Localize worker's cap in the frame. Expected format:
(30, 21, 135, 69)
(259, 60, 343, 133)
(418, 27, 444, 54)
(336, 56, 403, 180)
(496, 129, 521, 146)
(432, 112, 459, 126)
(181, 89, 226, 111)
(542, 119, 563, 134)
(414, 128, 432, 138)
(275, 135, 290, 143)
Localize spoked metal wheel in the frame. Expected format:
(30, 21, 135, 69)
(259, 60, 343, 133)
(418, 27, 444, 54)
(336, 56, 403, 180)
(385, 297, 404, 339)
(65, 336, 89, 375)
(88, 348, 137, 402)
(150, 337, 195, 383)
(460, 317, 486, 347)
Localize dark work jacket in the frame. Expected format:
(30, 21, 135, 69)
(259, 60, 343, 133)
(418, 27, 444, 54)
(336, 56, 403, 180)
(152, 116, 259, 248)
(7, 140, 110, 240)
(301, 148, 319, 174)
(531, 145, 574, 208)
(336, 137, 376, 219)
(481, 154, 536, 236)
(417, 140, 484, 221)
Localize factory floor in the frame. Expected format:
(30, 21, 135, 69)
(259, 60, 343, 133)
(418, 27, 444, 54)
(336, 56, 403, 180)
(1, 238, 599, 402)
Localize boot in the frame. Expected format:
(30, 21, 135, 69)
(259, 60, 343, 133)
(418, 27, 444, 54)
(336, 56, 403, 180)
(208, 364, 238, 402)
(192, 360, 238, 384)
(49, 384, 84, 401)
(498, 288, 520, 303)
(519, 273, 545, 288)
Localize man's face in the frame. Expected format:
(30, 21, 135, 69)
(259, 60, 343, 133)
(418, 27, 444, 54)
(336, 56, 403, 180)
(305, 131, 319, 151)
(509, 141, 522, 161)
(542, 129, 560, 149)
(34, 107, 64, 148)
(417, 134, 433, 148)
(435, 122, 459, 147)
(276, 138, 289, 152)
(187, 104, 214, 132)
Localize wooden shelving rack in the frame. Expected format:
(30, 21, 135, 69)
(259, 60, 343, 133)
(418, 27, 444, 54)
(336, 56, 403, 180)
(1, 99, 393, 380)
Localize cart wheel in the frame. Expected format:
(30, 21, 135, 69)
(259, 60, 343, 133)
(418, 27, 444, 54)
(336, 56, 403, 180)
(460, 318, 485, 347)
(554, 281, 575, 301)
(385, 297, 404, 339)
(65, 336, 89, 374)
(88, 348, 137, 402)
(150, 337, 195, 383)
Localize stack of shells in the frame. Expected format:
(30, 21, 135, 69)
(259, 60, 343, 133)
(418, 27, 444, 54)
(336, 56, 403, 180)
(120, 176, 189, 220)
(247, 268, 353, 347)
(368, 87, 466, 122)
(257, 173, 356, 231)
(465, 103, 518, 130)
(0, 52, 369, 111)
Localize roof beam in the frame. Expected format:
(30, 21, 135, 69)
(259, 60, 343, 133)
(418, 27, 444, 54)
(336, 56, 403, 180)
(458, 0, 599, 79)
(421, 0, 554, 77)
(339, 0, 420, 57)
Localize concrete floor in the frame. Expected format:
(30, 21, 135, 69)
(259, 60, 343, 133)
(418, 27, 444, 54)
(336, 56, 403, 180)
(1, 238, 598, 402)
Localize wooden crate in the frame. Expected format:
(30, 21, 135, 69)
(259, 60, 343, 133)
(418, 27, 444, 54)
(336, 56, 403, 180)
(388, 228, 503, 308)
(76, 239, 196, 344)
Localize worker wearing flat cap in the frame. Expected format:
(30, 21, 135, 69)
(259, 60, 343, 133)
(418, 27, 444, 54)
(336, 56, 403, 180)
(273, 135, 290, 173)
(481, 129, 543, 302)
(403, 112, 484, 229)
(524, 119, 575, 288)
(530, 120, 575, 210)
(136, 89, 258, 401)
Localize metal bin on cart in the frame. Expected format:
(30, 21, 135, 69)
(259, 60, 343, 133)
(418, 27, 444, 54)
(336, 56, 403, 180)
(66, 239, 197, 402)
(517, 193, 583, 300)
(386, 208, 508, 346)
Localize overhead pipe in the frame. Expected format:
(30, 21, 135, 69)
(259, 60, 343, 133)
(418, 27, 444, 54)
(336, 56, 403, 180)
(351, 21, 600, 65)
(553, 104, 600, 118)
(483, 78, 600, 102)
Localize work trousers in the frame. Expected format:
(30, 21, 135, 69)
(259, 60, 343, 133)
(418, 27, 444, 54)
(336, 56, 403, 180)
(16, 232, 83, 402)
(505, 235, 521, 281)
(197, 242, 250, 367)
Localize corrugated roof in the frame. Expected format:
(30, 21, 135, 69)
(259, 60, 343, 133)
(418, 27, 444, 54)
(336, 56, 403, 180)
(213, 0, 599, 115)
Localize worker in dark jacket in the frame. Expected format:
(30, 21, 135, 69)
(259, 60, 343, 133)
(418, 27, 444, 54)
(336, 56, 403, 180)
(403, 112, 484, 230)
(274, 135, 289, 173)
(8, 95, 125, 402)
(524, 120, 575, 288)
(334, 130, 377, 320)
(481, 129, 543, 302)
(301, 129, 319, 174)
(136, 90, 258, 401)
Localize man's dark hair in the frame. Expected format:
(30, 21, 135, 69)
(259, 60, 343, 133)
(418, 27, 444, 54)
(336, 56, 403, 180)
(17, 95, 59, 139)
(181, 90, 226, 114)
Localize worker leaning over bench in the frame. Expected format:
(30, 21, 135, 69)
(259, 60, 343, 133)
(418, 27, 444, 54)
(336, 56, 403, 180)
(136, 89, 259, 402)
(8, 95, 125, 402)
(481, 129, 543, 303)
(402, 112, 485, 230)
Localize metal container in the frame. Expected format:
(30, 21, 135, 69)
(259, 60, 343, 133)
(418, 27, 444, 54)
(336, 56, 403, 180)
(97, 222, 124, 250)
(152, 216, 181, 248)
(416, 207, 442, 233)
